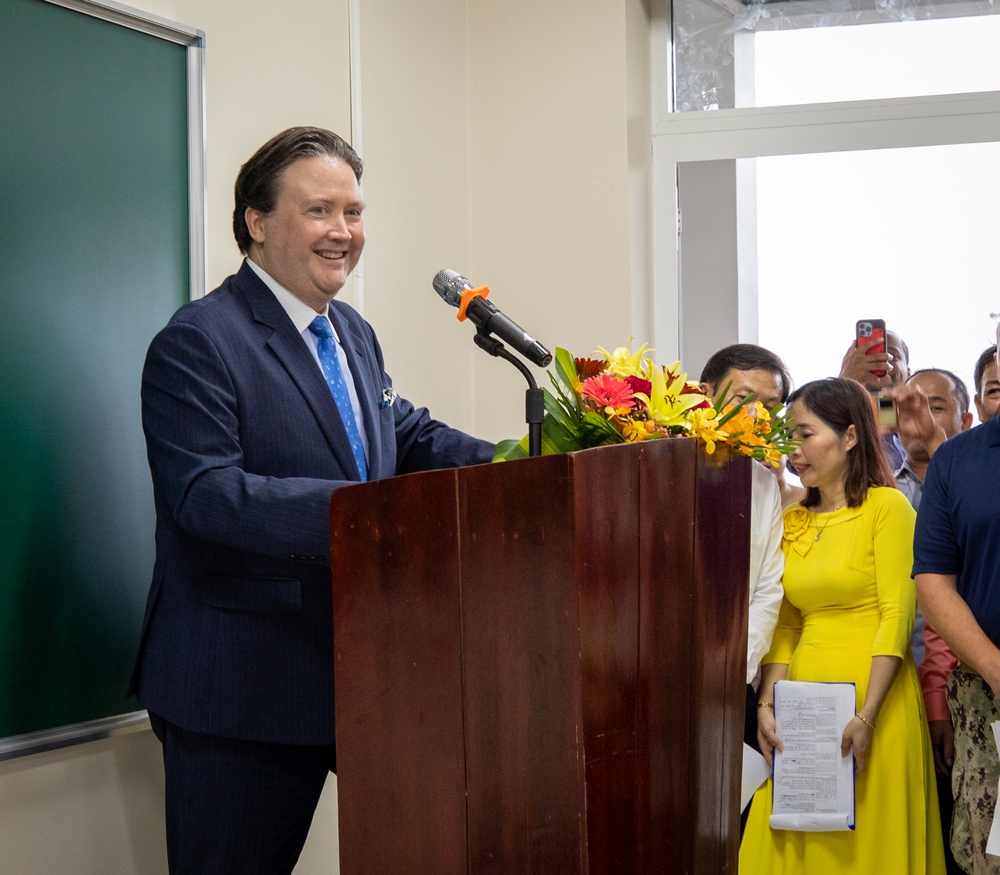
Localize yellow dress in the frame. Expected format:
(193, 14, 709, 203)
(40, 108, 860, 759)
(739, 487, 946, 874)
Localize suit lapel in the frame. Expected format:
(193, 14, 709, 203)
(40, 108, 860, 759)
(234, 263, 362, 480)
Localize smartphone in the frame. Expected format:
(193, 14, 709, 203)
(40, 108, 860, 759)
(856, 319, 887, 379)
(875, 393, 898, 430)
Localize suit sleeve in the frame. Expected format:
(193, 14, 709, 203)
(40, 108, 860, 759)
(361, 329, 494, 474)
(142, 319, 349, 560)
(391, 395, 495, 474)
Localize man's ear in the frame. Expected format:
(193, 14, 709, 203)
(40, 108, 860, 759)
(699, 381, 716, 403)
(245, 207, 266, 245)
(961, 411, 974, 431)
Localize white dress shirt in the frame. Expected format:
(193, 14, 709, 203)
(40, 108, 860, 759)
(748, 462, 785, 685)
(246, 258, 369, 458)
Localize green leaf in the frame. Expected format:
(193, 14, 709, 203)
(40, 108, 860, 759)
(554, 347, 579, 393)
(579, 411, 626, 446)
(493, 438, 528, 461)
(543, 388, 579, 433)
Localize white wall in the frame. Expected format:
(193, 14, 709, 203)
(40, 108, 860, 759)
(0, 0, 655, 871)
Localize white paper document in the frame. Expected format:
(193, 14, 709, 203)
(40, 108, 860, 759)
(986, 721, 1000, 857)
(770, 680, 856, 832)
(742, 743, 771, 813)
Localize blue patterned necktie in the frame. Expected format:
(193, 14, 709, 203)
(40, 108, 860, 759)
(308, 316, 368, 480)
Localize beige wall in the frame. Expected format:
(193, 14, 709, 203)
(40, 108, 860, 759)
(0, 0, 654, 871)
(353, 0, 480, 433)
(462, 0, 649, 438)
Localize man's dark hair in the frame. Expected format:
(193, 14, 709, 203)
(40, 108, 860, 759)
(787, 377, 896, 509)
(907, 367, 970, 414)
(232, 126, 363, 254)
(699, 344, 792, 403)
(974, 345, 998, 396)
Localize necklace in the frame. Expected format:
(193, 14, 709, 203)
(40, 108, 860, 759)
(813, 503, 846, 542)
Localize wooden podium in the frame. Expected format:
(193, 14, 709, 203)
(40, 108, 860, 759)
(330, 439, 751, 874)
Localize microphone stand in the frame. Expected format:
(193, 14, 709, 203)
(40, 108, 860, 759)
(473, 330, 544, 458)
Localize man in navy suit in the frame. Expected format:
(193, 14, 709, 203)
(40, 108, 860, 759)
(132, 127, 495, 873)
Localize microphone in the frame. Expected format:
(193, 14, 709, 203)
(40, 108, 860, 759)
(432, 269, 553, 367)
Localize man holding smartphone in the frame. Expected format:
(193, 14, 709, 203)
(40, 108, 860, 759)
(839, 324, 911, 469)
(841, 325, 910, 392)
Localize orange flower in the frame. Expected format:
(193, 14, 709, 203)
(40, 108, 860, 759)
(575, 357, 607, 380)
(688, 407, 728, 454)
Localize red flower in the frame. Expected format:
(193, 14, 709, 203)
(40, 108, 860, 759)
(625, 375, 652, 397)
(580, 374, 635, 415)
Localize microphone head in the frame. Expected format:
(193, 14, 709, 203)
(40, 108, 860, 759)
(432, 268, 472, 308)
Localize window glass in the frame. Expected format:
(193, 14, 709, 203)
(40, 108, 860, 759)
(673, 1, 1000, 112)
(756, 143, 1000, 396)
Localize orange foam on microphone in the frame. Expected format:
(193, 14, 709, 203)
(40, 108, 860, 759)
(456, 286, 490, 322)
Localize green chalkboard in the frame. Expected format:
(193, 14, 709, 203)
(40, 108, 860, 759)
(0, 0, 193, 747)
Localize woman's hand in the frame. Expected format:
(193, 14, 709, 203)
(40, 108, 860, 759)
(841, 716, 875, 772)
(757, 705, 784, 769)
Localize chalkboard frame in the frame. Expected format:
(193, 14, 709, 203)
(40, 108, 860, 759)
(0, 0, 205, 761)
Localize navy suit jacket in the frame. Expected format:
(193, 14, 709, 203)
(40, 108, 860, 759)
(132, 260, 494, 745)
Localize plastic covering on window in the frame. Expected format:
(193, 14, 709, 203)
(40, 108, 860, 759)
(673, 0, 1000, 112)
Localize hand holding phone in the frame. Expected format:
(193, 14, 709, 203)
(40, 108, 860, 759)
(856, 319, 888, 379)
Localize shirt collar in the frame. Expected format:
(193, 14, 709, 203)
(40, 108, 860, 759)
(245, 258, 338, 340)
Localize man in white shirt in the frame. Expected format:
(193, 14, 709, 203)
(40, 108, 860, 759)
(698, 345, 787, 716)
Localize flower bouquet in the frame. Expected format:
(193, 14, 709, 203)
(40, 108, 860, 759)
(493, 343, 798, 464)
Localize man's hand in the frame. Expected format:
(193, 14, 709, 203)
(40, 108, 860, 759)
(840, 337, 895, 390)
(928, 719, 955, 777)
(894, 383, 948, 459)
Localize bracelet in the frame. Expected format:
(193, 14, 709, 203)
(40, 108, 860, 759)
(857, 713, 876, 730)
(757, 702, 774, 710)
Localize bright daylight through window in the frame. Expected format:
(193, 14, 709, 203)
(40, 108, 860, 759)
(748, 15, 1000, 395)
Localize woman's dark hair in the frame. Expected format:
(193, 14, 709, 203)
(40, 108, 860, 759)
(232, 127, 363, 254)
(787, 377, 896, 509)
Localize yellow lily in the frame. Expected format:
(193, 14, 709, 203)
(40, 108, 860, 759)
(635, 361, 706, 430)
(595, 343, 651, 380)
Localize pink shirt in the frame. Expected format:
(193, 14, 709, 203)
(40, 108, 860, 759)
(919, 621, 960, 722)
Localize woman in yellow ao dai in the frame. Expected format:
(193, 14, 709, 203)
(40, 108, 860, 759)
(739, 378, 945, 875)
